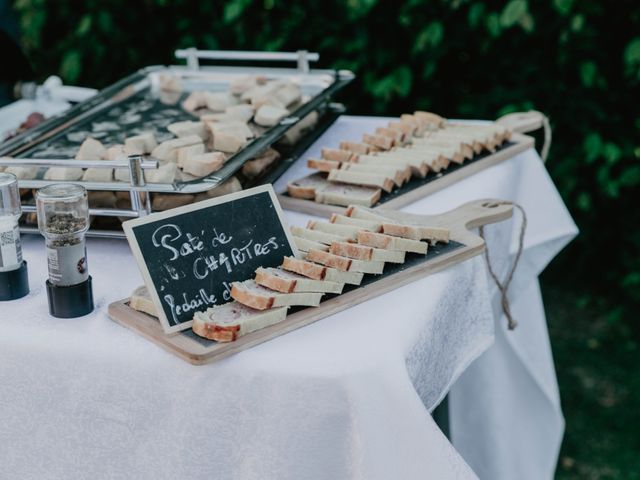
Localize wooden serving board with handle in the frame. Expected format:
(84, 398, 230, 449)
(108, 199, 513, 365)
(278, 132, 534, 217)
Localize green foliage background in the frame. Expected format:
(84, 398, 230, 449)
(12, 0, 640, 320)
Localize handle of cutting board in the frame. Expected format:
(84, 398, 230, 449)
(447, 198, 513, 231)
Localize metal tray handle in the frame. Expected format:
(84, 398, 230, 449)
(174, 49, 320, 73)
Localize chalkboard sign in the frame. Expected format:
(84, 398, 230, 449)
(123, 185, 297, 334)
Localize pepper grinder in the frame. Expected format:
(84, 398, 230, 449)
(36, 183, 94, 318)
(0, 173, 29, 300)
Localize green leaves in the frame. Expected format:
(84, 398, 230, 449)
(580, 61, 597, 88)
(224, 0, 252, 24)
(623, 37, 640, 80)
(367, 65, 413, 101)
(60, 50, 82, 83)
(413, 22, 444, 53)
(584, 132, 602, 164)
(553, 0, 574, 15)
(500, 0, 527, 28)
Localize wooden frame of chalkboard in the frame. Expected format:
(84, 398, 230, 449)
(123, 185, 298, 334)
(110, 199, 515, 364)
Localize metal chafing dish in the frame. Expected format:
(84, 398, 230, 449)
(0, 49, 354, 237)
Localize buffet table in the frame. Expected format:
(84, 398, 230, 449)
(0, 113, 577, 479)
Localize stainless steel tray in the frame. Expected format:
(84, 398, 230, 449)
(1, 50, 354, 195)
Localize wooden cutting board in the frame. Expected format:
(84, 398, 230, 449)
(278, 132, 534, 217)
(108, 199, 513, 365)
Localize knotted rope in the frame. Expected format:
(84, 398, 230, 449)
(479, 203, 527, 330)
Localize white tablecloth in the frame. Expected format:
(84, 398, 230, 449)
(0, 115, 577, 479)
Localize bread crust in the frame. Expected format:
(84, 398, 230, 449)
(255, 268, 296, 293)
(192, 317, 239, 342)
(330, 242, 373, 261)
(230, 282, 275, 310)
(305, 249, 352, 271)
(282, 256, 327, 280)
(321, 148, 353, 162)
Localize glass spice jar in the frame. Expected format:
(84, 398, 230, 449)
(36, 183, 93, 317)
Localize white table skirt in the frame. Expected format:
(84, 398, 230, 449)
(0, 114, 577, 479)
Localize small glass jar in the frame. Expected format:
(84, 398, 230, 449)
(36, 184, 90, 287)
(0, 173, 23, 273)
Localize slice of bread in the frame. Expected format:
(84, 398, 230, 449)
(308, 158, 341, 172)
(363, 133, 394, 150)
(231, 279, 323, 310)
(192, 302, 287, 342)
(322, 148, 353, 162)
(281, 256, 363, 285)
(339, 141, 370, 155)
(414, 111, 447, 128)
(339, 162, 405, 187)
(357, 231, 428, 254)
(329, 241, 405, 263)
(305, 249, 352, 271)
(328, 169, 395, 193)
(388, 120, 417, 137)
(381, 149, 447, 172)
(330, 213, 382, 232)
(376, 126, 406, 145)
(359, 153, 429, 178)
(324, 267, 364, 285)
(400, 114, 427, 136)
(287, 172, 330, 199)
(255, 267, 343, 294)
(381, 223, 450, 243)
(290, 226, 352, 245)
(282, 256, 326, 279)
(344, 205, 389, 221)
(293, 236, 330, 253)
(130, 286, 158, 317)
(307, 220, 361, 240)
(314, 182, 381, 207)
(305, 248, 384, 274)
(410, 142, 464, 164)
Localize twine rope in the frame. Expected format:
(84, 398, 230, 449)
(479, 203, 527, 330)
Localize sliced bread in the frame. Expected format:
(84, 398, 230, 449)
(339, 141, 370, 155)
(328, 169, 395, 193)
(293, 236, 330, 253)
(357, 231, 428, 254)
(290, 226, 352, 245)
(381, 223, 450, 243)
(231, 279, 323, 310)
(308, 158, 341, 172)
(329, 213, 382, 232)
(192, 302, 287, 342)
(255, 267, 343, 294)
(339, 162, 406, 186)
(130, 286, 158, 317)
(322, 148, 353, 162)
(305, 249, 384, 274)
(281, 256, 363, 285)
(307, 220, 361, 240)
(330, 241, 405, 263)
(314, 182, 381, 207)
(287, 172, 329, 200)
(363, 133, 394, 150)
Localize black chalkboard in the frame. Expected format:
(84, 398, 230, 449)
(123, 185, 297, 334)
